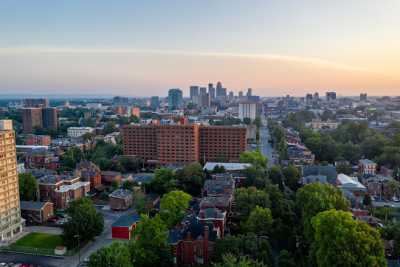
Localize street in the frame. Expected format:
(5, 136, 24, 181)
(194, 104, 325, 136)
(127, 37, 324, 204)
(259, 116, 276, 167)
(0, 206, 135, 267)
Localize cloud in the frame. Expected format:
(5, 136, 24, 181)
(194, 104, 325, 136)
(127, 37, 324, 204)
(0, 46, 387, 75)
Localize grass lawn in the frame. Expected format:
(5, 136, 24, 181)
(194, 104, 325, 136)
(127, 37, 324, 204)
(10, 232, 64, 250)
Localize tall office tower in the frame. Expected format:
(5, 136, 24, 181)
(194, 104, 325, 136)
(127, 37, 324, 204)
(150, 96, 160, 110)
(22, 108, 43, 133)
(228, 91, 234, 101)
(246, 88, 252, 97)
(190, 86, 199, 100)
(42, 107, 58, 130)
(305, 94, 313, 105)
(216, 81, 226, 99)
(238, 91, 244, 98)
(168, 88, 183, 110)
(199, 93, 211, 108)
(199, 87, 207, 96)
(113, 96, 129, 105)
(360, 93, 368, 102)
(208, 83, 215, 99)
(313, 92, 319, 100)
(23, 98, 49, 108)
(0, 120, 23, 241)
(326, 92, 337, 101)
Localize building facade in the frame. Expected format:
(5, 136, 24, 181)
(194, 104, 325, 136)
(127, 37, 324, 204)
(0, 120, 23, 241)
(42, 107, 58, 130)
(22, 108, 43, 134)
(238, 102, 258, 121)
(122, 124, 246, 164)
(67, 127, 95, 138)
(168, 89, 183, 110)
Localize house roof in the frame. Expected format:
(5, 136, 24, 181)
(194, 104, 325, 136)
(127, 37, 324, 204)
(302, 165, 337, 184)
(337, 174, 366, 191)
(203, 162, 252, 171)
(359, 159, 376, 165)
(20, 201, 50, 211)
(109, 189, 132, 199)
(112, 213, 140, 227)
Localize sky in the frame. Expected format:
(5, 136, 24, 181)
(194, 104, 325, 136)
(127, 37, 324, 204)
(0, 0, 399, 97)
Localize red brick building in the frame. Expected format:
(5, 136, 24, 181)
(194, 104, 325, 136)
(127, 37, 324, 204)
(199, 126, 246, 162)
(38, 175, 90, 209)
(122, 124, 246, 164)
(76, 161, 102, 189)
(25, 134, 51, 146)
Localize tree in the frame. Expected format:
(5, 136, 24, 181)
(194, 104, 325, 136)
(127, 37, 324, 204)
(147, 168, 177, 195)
(213, 254, 267, 267)
(160, 190, 191, 228)
(129, 215, 172, 267)
(176, 163, 205, 196)
(60, 147, 84, 171)
(296, 183, 349, 242)
(311, 209, 386, 267)
(88, 242, 131, 267)
(213, 233, 272, 265)
(277, 250, 296, 267)
(244, 206, 273, 236)
(121, 180, 135, 190)
(269, 166, 284, 187)
(282, 165, 300, 191)
(133, 190, 150, 215)
(62, 198, 104, 248)
(235, 187, 270, 220)
(18, 173, 38, 201)
(103, 121, 117, 134)
(381, 222, 400, 258)
(240, 150, 268, 169)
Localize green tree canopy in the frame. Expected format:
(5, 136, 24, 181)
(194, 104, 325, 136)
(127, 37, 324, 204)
(240, 150, 268, 169)
(175, 163, 205, 196)
(18, 173, 38, 201)
(160, 190, 191, 228)
(235, 187, 270, 220)
(296, 183, 349, 242)
(147, 168, 177, 195)
(312, 209, 386, 267)
(244, 206, 273, 236)
(213, 254, 268, 267)
(62, 198, 104, 248)
(130, 214, 171, 267)
(88, 242, 131, 267)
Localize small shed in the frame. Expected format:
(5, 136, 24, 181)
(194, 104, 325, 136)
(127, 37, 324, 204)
(111, 213, 140, 240)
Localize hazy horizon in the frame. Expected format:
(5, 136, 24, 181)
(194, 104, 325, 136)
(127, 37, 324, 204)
(1, 1, 399, 97)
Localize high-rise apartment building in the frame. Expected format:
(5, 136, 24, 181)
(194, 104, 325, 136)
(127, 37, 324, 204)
(0, 120, 23, 241)
(22, 108, 43, 134)
(208, 83, 215, 100)
(199, 126, 246, 162)
(122, 124, 246, 164)
(42, 107, 58, 130)
(150, 96, 160, 110)
(246, 88, 252, 97)
(190, 86, 199, 100)
(326, 92, 337, 102)
(23, 98, 49, 108)
(168, 89, 183, 110)
(239, 101, 258, 121)
(216, 82, 227, 100)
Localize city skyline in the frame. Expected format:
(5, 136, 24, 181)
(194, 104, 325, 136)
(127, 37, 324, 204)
(1, 0, 400, 96)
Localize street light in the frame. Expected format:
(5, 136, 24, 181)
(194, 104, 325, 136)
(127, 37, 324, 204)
(74, 234, 81, 265)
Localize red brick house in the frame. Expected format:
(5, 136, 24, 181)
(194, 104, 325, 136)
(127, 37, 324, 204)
(38, 174, 90, 209)
(76, 161, 102, 189)
(169, 218, 218, 266)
